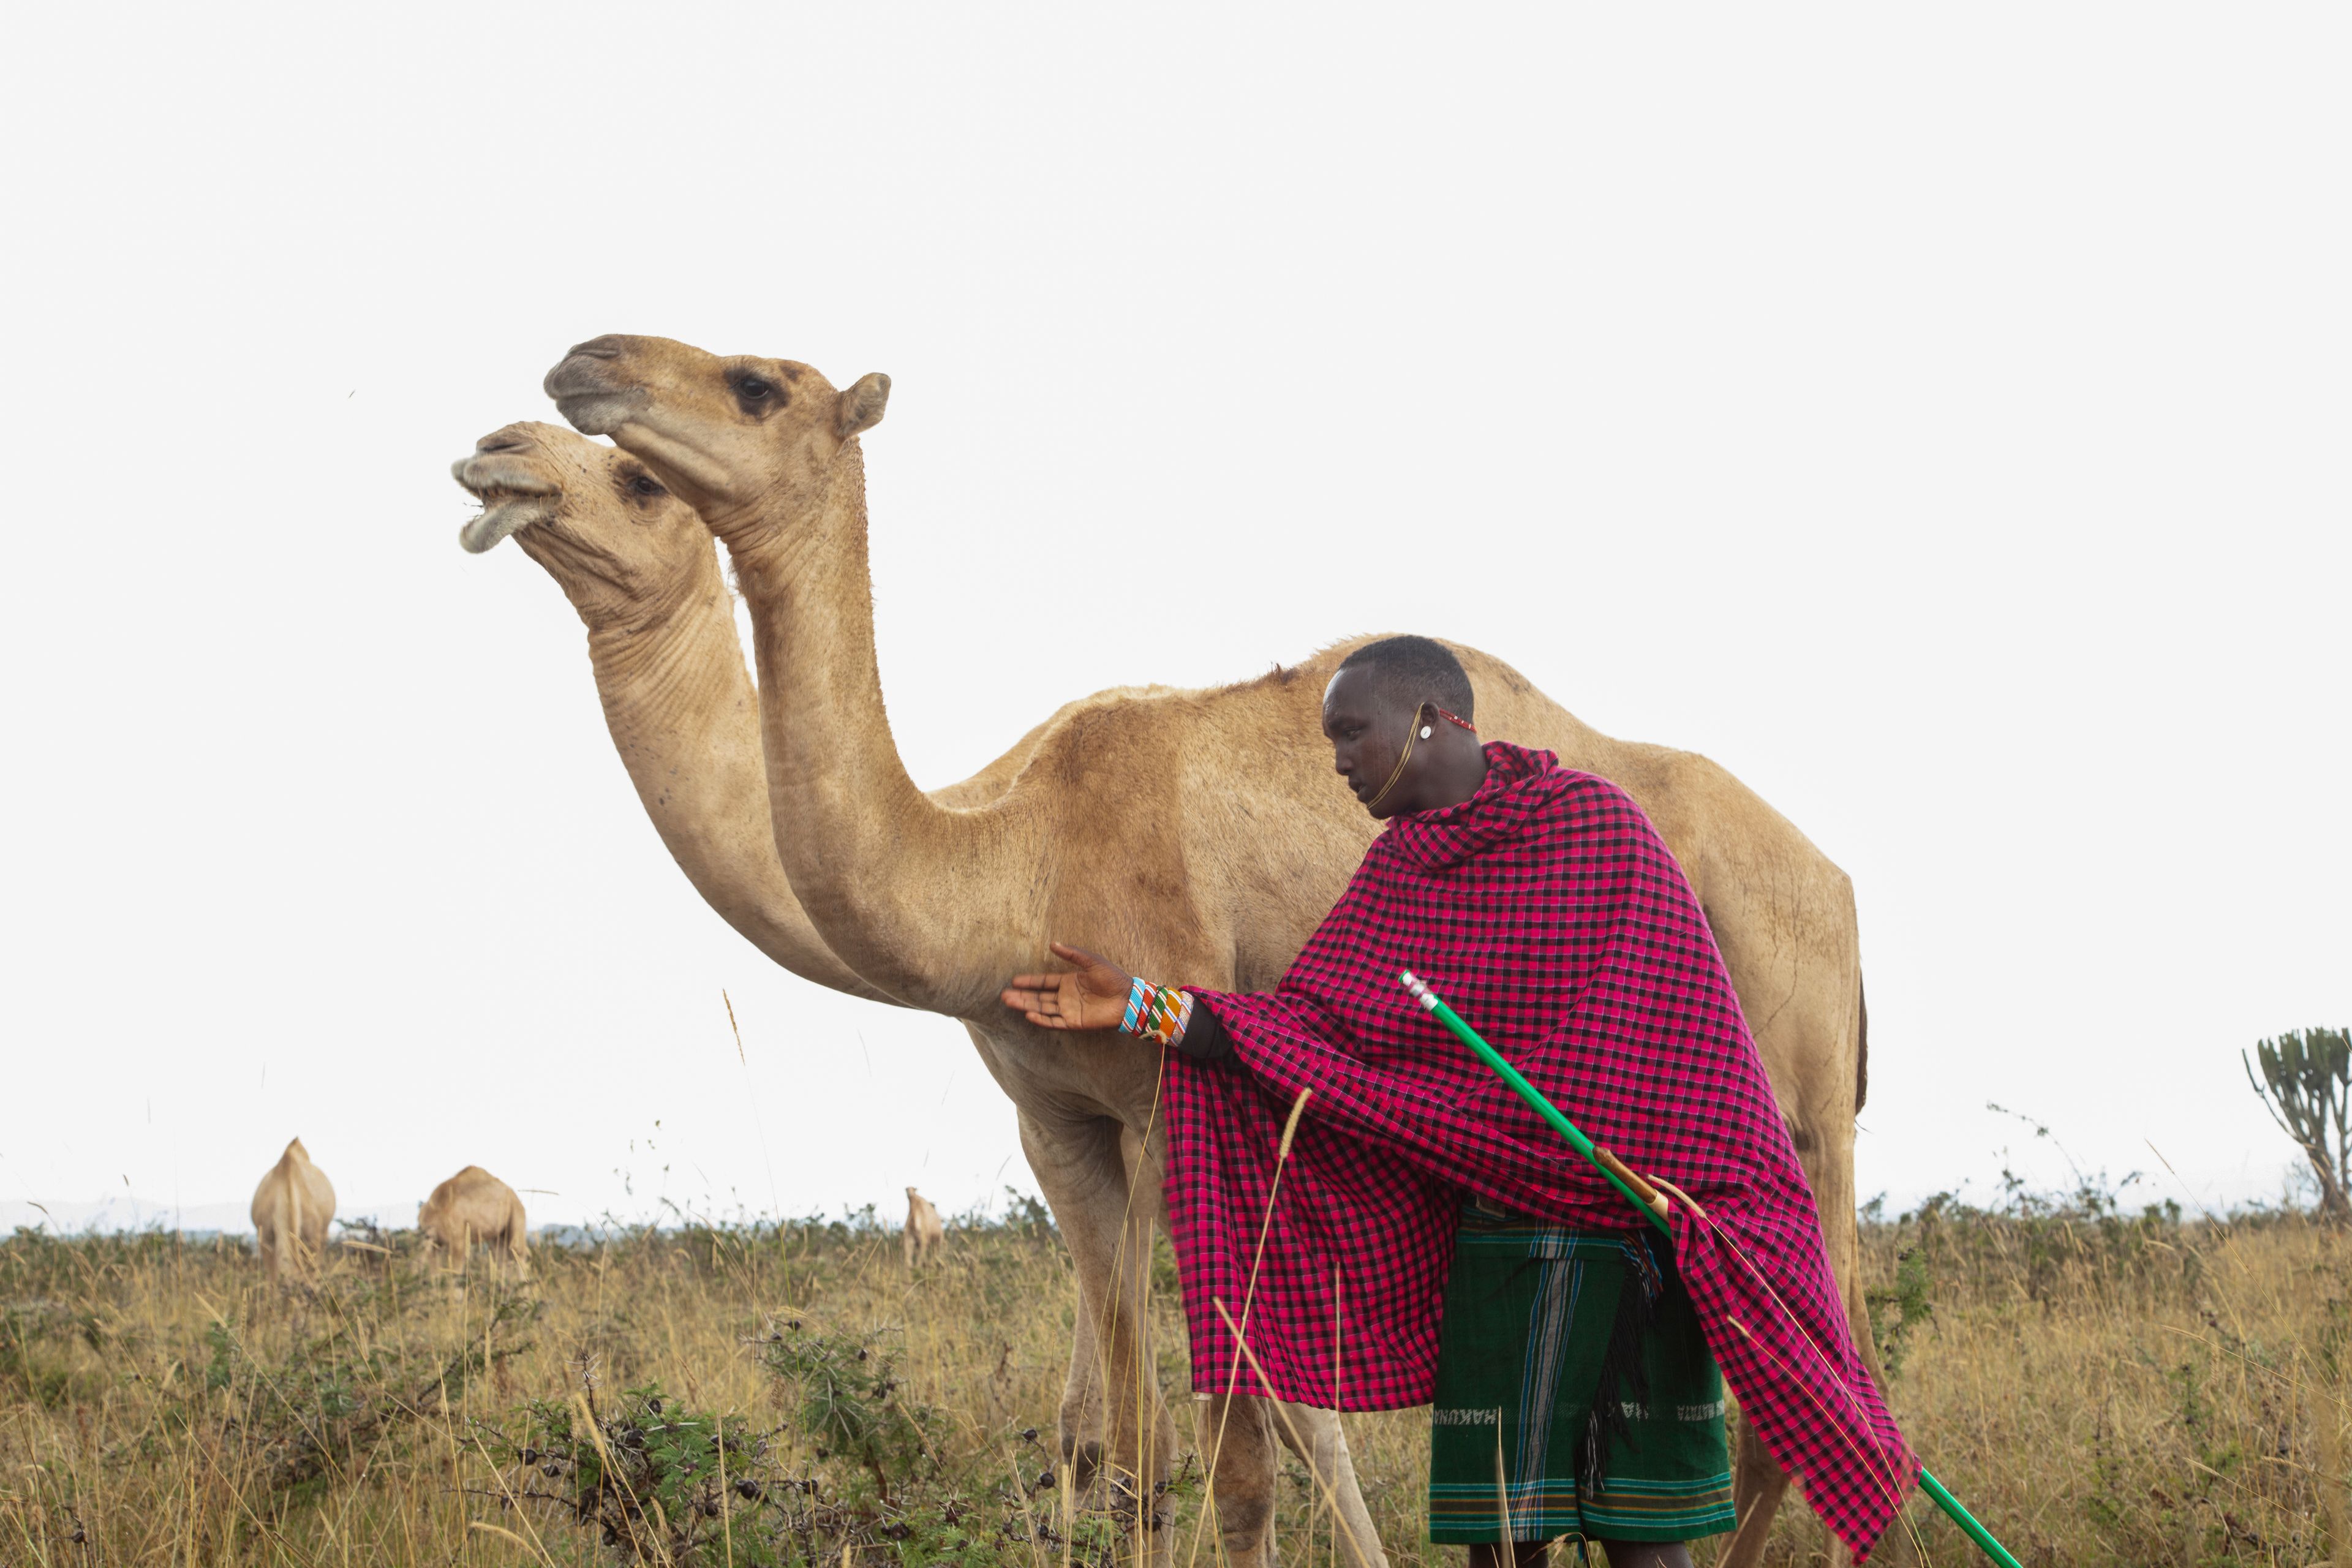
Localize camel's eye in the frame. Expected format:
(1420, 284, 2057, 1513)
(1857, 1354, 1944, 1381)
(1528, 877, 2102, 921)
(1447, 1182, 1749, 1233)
(630, 475, 665, 497)
(737, 375, 774, 402)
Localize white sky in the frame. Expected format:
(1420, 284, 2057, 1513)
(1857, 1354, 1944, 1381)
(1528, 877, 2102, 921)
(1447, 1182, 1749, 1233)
(2, 7, 2344, 1233)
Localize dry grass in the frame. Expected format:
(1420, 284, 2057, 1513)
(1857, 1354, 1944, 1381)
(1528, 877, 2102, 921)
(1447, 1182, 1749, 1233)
(1849, 1199, 2349, 1567)
(0, 1197, 2344, 1567)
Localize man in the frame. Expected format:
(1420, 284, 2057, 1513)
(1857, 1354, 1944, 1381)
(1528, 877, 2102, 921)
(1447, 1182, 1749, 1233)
(1003, 636, 1911, 1566)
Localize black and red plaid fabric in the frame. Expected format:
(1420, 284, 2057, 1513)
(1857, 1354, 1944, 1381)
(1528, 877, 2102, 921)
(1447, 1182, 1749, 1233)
(1161, 742, 1914, 1558)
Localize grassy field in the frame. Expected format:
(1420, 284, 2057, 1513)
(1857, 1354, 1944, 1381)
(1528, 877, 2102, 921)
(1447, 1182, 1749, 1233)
(1, 1191, 2344, 1567)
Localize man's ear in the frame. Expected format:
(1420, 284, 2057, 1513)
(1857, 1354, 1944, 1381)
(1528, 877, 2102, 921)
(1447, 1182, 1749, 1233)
(835, 372, 891, 438)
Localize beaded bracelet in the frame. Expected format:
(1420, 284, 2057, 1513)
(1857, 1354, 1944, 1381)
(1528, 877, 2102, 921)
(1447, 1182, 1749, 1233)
(1120, 976, 1194, 1048)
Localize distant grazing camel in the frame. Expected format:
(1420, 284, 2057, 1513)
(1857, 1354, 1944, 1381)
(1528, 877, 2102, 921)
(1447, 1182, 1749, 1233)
(529, 336, 1876, 1568)
(903, 1187, 946, 1267)
(252, 1137, 334, 1282)
(418, 1166, 530, 1278)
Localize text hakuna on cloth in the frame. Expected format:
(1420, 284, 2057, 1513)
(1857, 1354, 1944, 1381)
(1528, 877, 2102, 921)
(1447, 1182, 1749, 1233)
(1159, 742, 1915, 1558)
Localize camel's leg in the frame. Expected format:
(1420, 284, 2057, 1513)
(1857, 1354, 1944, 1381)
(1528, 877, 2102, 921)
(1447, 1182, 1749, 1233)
(1712, 938, 1873, 1566)
(1117, 1120, 1369, 1567)
(1732, 1107, 1920, 1567)
(1268, 1401, 1388, 1568)
(1719, 1120, 1834, 1568)
(1827, 1163, 1921, 1568)
(1719, 1120, 1874, 1568)
(903, 1226, 916, 1269)
(1018, 1109, 1175, 1538)
(1719, 1414, 1793, 1568)
(1193, 1392, 1281, 1568)
(1800, 987, 1922, 1568)
(258, 1230, 279, 1283)
(1055, 1280, 1110, 1489)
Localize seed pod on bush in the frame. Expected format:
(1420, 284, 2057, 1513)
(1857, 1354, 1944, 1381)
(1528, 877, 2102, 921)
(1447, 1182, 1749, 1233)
(736, 1477, 762, 1501)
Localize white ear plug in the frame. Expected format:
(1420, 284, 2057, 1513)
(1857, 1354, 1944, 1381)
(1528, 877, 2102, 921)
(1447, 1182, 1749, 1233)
(1420, 725, 1433, 739)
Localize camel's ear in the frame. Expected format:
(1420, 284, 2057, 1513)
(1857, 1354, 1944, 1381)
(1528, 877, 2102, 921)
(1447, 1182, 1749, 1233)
(835, 372, 891, 438)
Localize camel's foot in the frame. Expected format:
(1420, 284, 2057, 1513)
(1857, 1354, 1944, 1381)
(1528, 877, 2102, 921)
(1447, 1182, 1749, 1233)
(1060, 1436, 1102, 1494)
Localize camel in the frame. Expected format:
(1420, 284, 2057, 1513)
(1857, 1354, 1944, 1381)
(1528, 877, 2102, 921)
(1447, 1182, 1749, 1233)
(418, 1166, 530, 1276)
(452, 417, 1158, 1523)
(251, 1137, 334, 1282)
(904, 1186, 946, 1267)
(537, 335, 1883, 1568)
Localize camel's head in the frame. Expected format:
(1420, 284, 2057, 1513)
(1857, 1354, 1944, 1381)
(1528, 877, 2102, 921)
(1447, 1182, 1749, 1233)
(453, 421, 718, 630)
(542, 335, 890, 538)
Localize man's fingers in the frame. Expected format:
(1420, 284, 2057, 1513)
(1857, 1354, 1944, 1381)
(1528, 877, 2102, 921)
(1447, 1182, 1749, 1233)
(1006, 974, 1062, 992)
(1023, 1011, 1069, 1030)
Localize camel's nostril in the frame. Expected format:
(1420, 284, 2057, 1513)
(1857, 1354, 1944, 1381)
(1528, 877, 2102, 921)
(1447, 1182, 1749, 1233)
(566, 336, 625, 360)
(477, 434, 531, 454)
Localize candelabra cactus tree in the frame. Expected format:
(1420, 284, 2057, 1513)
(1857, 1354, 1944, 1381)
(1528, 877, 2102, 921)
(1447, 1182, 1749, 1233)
(2244, 1026, 2352, 1223)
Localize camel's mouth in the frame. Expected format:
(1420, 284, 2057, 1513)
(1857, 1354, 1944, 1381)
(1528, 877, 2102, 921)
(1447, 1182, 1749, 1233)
(458, 493, 557, 554)
(453, 451, 562, 554)
(544, 349, 648, 438)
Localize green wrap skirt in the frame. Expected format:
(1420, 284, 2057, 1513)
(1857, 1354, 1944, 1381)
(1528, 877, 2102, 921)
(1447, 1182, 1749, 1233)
(1426, 1207, 1736, 1545)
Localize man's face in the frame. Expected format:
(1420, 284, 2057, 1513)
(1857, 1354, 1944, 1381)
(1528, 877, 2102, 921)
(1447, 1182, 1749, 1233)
(1322, 665, 1416, 818)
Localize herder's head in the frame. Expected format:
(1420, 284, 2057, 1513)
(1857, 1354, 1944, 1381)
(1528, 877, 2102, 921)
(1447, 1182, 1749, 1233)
(1322, 636, 1488, 820)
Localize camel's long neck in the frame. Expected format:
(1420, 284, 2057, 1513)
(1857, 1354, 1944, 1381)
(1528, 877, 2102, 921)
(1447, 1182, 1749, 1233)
(582, 554, 899, 1005)
(723, 447, 1024, 1013)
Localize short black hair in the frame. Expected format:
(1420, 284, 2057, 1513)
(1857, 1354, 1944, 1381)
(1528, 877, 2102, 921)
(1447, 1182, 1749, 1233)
(1336, 635, 1474, 722)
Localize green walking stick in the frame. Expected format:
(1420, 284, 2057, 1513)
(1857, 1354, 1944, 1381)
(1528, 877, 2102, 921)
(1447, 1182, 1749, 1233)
(1398, 970, 2023, 1568)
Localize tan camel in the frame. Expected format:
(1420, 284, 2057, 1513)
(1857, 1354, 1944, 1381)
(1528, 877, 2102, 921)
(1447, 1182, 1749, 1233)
(904, 1187, 946, 1267)
(418, 1166, 530, 1276)
(251, 1137, 334, 1282)
(454, 420, 1134, 1507)
(542, 336, 1882, 1567)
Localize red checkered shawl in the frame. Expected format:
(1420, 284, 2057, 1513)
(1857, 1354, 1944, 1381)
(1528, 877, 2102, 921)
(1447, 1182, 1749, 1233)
(1161, 742, 1913, 1557)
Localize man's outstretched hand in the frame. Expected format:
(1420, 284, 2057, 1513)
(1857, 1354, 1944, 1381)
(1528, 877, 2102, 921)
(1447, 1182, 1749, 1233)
(1002, 941, 1134, 1031)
